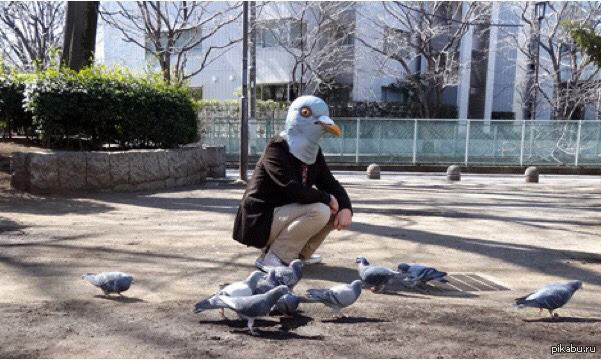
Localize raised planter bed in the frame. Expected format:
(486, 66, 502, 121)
(10, 145, 225, 194)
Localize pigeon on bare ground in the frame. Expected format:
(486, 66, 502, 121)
(194, 285, 290, 335)
(513, 280, 583, 318)
(304, 280, 362, 318)
(82, 272, 134, 296)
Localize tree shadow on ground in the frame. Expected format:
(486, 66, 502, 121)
(321, 316, 388, 324)
(0, 197, 114, 216)
(523, 317, 601, 323)
(101, 194, 240, 215)
(350, 221, 601, 287)
(351, 206, 601, 228)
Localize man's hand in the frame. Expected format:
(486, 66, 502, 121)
(334, 208, 352, 230)
(328, 194, 339, 216)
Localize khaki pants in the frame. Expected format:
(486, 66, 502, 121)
(265, 202, 334, 263)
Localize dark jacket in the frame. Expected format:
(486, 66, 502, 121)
(233, 136, 352, 249)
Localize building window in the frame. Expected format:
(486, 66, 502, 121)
(258, 83, 300, 101)
(256, 19, 305, 49)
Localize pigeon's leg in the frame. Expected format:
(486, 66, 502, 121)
(372, 285, 384, 293)
(247, 318, 258, 336)
(548, 309, 556, 319)
(219, 308, 227, 320)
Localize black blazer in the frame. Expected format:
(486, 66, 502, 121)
(233, 136, 352, 249)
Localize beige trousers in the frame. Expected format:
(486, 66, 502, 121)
(265, 202, 335, 263)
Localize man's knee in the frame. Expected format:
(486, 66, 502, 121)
(307, 202, 331, 225)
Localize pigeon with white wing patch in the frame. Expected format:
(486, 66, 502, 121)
(514, 280, 582, 318)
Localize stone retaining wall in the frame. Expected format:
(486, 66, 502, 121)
(10, 145, 225, 194)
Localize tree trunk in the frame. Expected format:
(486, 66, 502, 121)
(61, 1, 99, 71)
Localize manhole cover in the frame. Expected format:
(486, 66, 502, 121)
(432, 273, 510, 292)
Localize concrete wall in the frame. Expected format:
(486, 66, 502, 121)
(10, 145, 225, 194)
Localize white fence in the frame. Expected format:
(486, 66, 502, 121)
(203, 118, 601, 166)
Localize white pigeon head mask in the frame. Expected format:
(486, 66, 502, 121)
(280, 95, 341, 164)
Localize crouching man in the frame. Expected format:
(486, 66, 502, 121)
(233, 96, 353, 270)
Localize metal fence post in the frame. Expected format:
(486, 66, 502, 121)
(464, 119, 471, 166)
(575, 120, 582, 166)
(355, 118, 360, 163)
(412, 119, 418, 164)
(340, 122, 344, 160)
(519, 120, 526, 166)
(378, 120, 383, 156)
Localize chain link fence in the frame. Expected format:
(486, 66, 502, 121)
(202, 118, 601, 166)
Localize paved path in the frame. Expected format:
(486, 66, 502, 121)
(1, 171, 600, 357)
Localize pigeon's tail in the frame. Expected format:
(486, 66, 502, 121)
(193, 295, 227, 314)
(81, 274, 100, 286)
(513, 295, 536, 308)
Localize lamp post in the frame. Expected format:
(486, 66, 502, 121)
(532, 1, 547, 120)
(239, 2, 249, 182)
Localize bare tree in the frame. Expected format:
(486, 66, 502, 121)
(508, 1, 601, 120)
(258, 2, 356, 100)
(0, 1, 64, 71)
(100, 1, 243, 84)
(356, 1, 491, 118)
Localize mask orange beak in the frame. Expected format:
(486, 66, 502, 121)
(318, 115, 341, 137)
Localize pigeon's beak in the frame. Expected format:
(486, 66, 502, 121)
(318, 115, 341, 137)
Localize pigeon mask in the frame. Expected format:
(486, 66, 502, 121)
(280, 95, 341, 164)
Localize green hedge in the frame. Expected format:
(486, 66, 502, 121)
(16, 66, 197, 148)
(0, 74, 33, 137)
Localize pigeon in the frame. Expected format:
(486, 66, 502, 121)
(271, 259, 304, 290)
(253, 268, 280, 295)
(194, 271, 266, 318)
(194, 285, 290, 335)
(356, 256, 401, 292)
(82, 272, 134, 296)
(304, 280, 362, 318)
(273, 292, 301, 317)
(514, 280, 583, 318)
(280, 95, 341, 165)
(397, 263, 448, 288)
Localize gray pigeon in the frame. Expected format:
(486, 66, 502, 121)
(194, 285, 290, 335)
(82, 272, 134, 296)
(194, 271, 265, 318)
(273, 293, 301, 317)
(253, 268, 279, 294)
(271, 259, 304, 290)
(397, 263, 448, 287)
(514, 280, 583, 318)
(305, 280, 362, 318)
(356, 256, 401, 292)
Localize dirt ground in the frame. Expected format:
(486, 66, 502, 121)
(1, 161, 601, 358)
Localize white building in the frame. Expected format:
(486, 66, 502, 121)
(96, 1, 600, 120)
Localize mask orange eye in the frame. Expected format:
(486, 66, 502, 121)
(299, 107, 312, 117)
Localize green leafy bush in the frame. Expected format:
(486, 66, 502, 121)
(0, 74, 33, 137)
(23, 66, 197, 148)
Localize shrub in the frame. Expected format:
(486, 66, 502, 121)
(23, 66, 197, 149)
(0, 74, 33, 137)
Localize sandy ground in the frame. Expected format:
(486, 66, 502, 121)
(1, 165, 601, 358)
